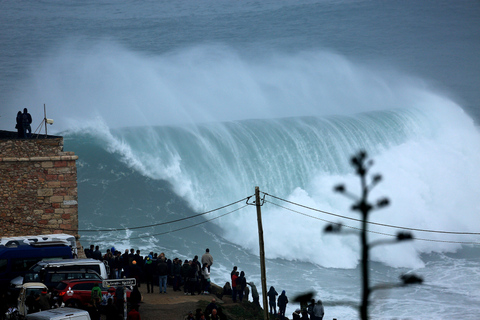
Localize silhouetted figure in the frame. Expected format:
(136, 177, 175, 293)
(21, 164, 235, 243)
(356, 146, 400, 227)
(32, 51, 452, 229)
(129, 285, 142, 309)
(105, 298, 120, 320)
(267, 286, 278, 315)
(144, 255, 155, 293)
(237, 271, 246, 302)
(22, 108, 32, 138)
(247, 282, 259, 306)
(16, 111, 24, 138)
(278, 290, 289, 320)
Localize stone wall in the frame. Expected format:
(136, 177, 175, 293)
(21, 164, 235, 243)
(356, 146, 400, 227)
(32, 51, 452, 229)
(0, 132, 79, 241)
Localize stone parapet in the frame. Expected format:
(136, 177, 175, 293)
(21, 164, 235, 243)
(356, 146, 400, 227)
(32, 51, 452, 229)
(0, 131, 79, 240)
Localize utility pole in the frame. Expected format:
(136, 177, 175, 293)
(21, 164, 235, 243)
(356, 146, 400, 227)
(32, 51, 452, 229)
(255, 186, 269, 320)
(43, 104, 47, 137)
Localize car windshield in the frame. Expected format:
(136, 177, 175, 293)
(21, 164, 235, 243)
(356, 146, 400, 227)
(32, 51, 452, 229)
(26, 288, 45, 296)
(23, 272, 40, 283)
(55, 282, 68, 290)
(29, 265, 44, 273)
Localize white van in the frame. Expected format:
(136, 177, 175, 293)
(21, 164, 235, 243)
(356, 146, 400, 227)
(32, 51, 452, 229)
(25, 308, 90, 320)
(10, 258, 109, 290)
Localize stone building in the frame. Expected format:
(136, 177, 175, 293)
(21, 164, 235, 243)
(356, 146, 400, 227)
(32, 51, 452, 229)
(0, 130, 79, 241)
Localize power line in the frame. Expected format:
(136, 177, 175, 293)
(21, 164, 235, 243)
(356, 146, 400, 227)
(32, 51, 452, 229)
(2, 196, 252, 233)
(264, 199, 480, 245)
(4, 191, 479, 245)
(262, 192, 480, 236)
(82, 204, 248, 241)
(79, 196, 252, 232)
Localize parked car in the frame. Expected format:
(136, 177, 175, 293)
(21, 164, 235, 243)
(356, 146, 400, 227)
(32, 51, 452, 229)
(53, 279, 131, 309)
(28, 269, 103, 291)
(25, 307, 91, 320)
(11, 258, 109, 291)
(17, 282, 48, 317)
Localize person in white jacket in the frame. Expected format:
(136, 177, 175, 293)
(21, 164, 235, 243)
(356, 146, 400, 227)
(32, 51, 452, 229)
(202, 262, 211, 294)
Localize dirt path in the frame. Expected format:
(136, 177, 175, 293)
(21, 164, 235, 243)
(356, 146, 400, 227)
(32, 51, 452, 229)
(137, 284, 226, 320)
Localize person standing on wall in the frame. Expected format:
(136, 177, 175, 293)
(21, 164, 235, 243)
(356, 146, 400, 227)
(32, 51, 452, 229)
(22, 108, 32, 138)
(201, 248, 213, 272)
(16, 111, 24, 138)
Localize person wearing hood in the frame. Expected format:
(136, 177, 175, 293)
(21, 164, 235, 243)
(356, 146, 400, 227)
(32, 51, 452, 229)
(277, 290, 289, 320)
(267, 286, 278, 315)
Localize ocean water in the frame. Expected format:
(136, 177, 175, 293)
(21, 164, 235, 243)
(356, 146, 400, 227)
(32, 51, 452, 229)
(1, 1, 480, 319)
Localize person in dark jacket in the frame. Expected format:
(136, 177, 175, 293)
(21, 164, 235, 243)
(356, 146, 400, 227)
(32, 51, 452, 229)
(181, 260, 191, 294)
(22, 108, 32, 138)
(277, 290, 289, 320)
(130, 260, 142, 287)
(122, 249, 130, 277)
(267, 286, 278, 315)
(172, 258, 182, 291)
(187, 261, 197, 296)
(157, 257, 168, 294)
(16, 111, 24, 138)
(129, 286, 142, 309)
(92, 246, 102, 261)
(144, 255, 155, 293)
(105, 298, 120, 320)
(237, 271, 247, 302)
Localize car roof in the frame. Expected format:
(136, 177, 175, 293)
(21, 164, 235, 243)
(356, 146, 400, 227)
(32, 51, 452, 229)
(22, 282, 48, 289)
(59, 279, 102, 284)
(35, 258, 102, 266)
(45, 269, 101, 274)
(25, 307, 89, 320)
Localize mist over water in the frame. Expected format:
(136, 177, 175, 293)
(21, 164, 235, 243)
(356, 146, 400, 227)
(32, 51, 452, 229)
(6, 40, 439, 131)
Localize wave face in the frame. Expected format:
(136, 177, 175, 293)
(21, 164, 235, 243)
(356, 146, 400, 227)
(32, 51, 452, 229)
(64, 71, 480, 271)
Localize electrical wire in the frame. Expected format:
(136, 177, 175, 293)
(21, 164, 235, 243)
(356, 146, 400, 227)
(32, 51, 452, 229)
(264, 199, 480, 245)
(83, 204, 248, 241)
(3, 191, 479, 245)
(79, 196, 251, 232)
(2, 196, 252, 233)
(262, 191, 480, 236)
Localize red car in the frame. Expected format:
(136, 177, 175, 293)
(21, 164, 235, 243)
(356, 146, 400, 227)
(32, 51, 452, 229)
(54, 279, 131, 308)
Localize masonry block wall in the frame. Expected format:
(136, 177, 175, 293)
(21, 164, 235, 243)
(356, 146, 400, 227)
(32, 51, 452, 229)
(0, 133, 79, 241)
